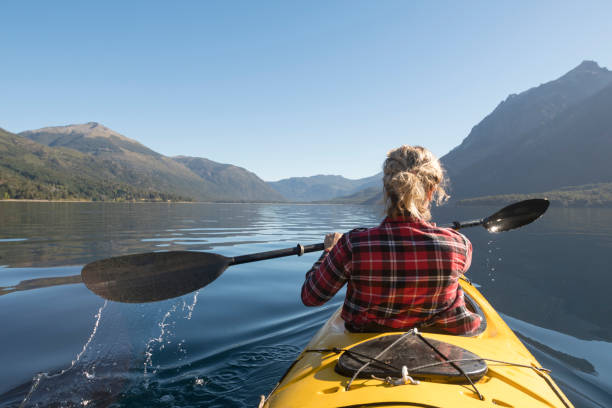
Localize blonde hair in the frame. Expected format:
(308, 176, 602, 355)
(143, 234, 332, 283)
(383, 145, 449, 220)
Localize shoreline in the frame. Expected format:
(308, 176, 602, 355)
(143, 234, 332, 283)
(4, 199, 612, 208)
(0, 199, 357, 205)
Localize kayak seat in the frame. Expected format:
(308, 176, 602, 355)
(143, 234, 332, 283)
(461, 290, 487, 336)
(335, 334, 488, 384)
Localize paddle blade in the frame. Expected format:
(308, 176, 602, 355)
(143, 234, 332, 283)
(483, 198, 550, 233)
(81, 251, 230, 303)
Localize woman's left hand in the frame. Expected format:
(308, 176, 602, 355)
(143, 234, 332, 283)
(324, 232, 343, 252)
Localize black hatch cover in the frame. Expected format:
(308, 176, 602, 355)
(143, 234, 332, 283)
(336, 334, 487, 384)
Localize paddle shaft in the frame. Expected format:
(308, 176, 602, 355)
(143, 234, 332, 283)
(449, 219, 484, 229)
(230, 243, 325, 265)
(228, 219, 483, 266)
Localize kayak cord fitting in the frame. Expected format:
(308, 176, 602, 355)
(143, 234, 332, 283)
(401, 365, 419, 385)
(371, 365, 419, 386)
(346, 329, 418, 391)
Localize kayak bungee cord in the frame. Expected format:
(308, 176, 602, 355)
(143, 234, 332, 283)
(305, 347, 399, 371)
(533, 368, 573, 408)
(300, 343, 571, 405)
(415, 332, 483, 400)
(305, 350, 553, 376)
(339, 328, 484, 399)
(407, 358, 550, 373)
(267, 346, 573, 408)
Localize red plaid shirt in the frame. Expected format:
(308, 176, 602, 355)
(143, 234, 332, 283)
(301, 217, 481, 335)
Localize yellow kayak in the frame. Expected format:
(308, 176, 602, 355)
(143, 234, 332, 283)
(262, 279, 574, 408)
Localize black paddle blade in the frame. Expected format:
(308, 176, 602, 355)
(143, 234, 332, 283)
(81, 251, 230, 303)
(482, 198, 550, 233)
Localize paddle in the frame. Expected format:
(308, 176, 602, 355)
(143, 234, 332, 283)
(81, 198, 549, 303)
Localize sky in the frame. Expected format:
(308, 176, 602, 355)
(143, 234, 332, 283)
(1, 1, 611, 181)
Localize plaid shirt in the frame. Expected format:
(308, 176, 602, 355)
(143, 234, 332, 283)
(301, 217, 481, 334)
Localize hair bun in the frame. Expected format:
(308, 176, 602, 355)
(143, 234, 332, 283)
(383, 145, 448, 220)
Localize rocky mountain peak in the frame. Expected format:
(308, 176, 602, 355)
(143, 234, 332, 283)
(561, 60, 610, 81)
(574, 60, 605, 72)
(19, 122, 147, 151)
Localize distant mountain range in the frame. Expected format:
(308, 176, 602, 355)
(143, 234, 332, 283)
(267, 173, 381, 202)
(174, 155, 284, 202)
(1, 122, 382, 202)
(2, 60, 612, 205)
(1, 122, 285, 202)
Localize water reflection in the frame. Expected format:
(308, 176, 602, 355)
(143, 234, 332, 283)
(0, 274, 81, 296)
(434, 206, 612, 336)
(0, 202, 380, 268)
(1, 202, 611, 407)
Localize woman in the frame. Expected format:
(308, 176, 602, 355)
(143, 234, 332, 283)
(301, 145, 481, 335)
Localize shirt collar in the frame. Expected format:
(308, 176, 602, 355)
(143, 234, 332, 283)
(383, 216, 436, 227)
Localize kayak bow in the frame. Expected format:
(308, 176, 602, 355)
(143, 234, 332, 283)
(262, 279, 573, 408)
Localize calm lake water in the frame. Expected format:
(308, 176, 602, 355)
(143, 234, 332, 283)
(0, 202, 611, 408)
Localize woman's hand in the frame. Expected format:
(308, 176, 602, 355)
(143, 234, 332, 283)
(324, 232, 343, 252)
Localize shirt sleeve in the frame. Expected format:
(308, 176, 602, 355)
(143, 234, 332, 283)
(460, 233, 473, 274)
(301, 233, 352, 306)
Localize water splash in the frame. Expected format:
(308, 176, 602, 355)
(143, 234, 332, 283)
(143, 291, 200, 386)
(143, 304, 177, 382)
(20, 301, 109, 408)
(485, 240, 502, 283)
(183, 291, 199, 320)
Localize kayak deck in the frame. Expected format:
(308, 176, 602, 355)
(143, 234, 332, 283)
(263, 280, 573, 408)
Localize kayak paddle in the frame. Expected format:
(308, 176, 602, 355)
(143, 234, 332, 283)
(81, 198, 549, 303)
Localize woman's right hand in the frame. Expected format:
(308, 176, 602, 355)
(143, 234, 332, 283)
(324, 232, 343, 252)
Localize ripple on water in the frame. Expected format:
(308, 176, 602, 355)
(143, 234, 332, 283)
(118, 344, 302, 408)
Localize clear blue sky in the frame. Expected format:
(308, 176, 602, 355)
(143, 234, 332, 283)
(1, 1, 611, 181)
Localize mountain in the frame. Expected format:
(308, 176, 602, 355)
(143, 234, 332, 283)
(0, 127, 187, 201)
(337, 61, 612, 206)
(9, 60, 612, 204)
(173, 156, 285, 202)
(267, 173, 381, 202)
(442, 61, 612, 199)
(20, 122, 218, 201)
(443, 60, 612, 177)
(4, 122, 286, 202)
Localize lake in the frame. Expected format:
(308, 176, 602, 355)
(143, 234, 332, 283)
(0, 202, 611, 407)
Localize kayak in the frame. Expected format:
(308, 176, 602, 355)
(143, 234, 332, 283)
(261, 278, 574, 408)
